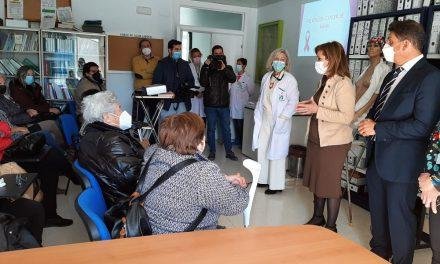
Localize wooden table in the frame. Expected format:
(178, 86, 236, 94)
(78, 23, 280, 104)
(0, 225, 387, 263)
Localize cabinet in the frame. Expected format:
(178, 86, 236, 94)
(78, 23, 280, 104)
(0, 27, 40, 82)
(41, 29, 106, 101)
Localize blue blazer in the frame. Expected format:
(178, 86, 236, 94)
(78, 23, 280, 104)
(152, 57, 195, 111)
(366, 58, 440, 183)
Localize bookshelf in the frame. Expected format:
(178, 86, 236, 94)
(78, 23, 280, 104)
(0, 27, 40, 81)
(41, 29, 106, 101)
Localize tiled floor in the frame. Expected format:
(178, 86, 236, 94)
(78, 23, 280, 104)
(44, 145, 432, 263)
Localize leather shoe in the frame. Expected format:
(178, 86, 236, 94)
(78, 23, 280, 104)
(45, 215, 73, 227)
(225, 151, 238, 161)
(257, 183, 269, 188)
(208, 152, 215, 161)
(305, 215, 326, 226)
(264, 189, 282, 195)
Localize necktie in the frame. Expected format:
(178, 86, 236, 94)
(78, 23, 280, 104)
(374, 67, 404, 121)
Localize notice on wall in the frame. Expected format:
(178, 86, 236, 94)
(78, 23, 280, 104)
(6, 0, 24, 19)
(41, 0, 57, 29)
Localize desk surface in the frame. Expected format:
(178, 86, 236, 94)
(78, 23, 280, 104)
(0, 225, 386, 263)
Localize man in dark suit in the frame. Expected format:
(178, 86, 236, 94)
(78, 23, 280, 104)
(358, 20, 440, 264)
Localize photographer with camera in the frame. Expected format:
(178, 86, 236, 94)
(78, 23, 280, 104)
(153, 39, 194, 121)
(200, 45, 237, 161)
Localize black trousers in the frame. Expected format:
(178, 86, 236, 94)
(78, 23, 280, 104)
(18, 147, 73, 218)
(431, 209, 440, 264)
(366, 159, 418, 264)
(0, 198, 45, 244)
(232, 118, 244, 146)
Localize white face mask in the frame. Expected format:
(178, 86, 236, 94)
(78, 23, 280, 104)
(112, 111, 132, 130)
(142, 47, 151, 56)
(315, 61, 327, 75)
(382, 43, 395, 63)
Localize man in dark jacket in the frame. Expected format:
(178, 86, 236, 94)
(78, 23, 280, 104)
(152, 39, 194, 121)
(200, 45, 237, 161)
(78, 91, 146, 207)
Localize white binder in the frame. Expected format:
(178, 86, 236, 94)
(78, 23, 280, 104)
(362, 0, 370, 16)
(397, 0, 405, 10)
(370, 19, 381, 38)
(412, 0, 423, 8)
(357, 0, 363, 16)
(428, 11, 440, 54)
(361, 20, 372, 55)
(349, 22, 359, 54)
(404, 0, 413, 9)
(354, 21, 365, 55)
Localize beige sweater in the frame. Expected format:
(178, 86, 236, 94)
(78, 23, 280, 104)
(313, 75, 355, 147)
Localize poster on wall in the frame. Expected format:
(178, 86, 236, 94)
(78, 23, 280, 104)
(6, 0, 24, 19)
(297, 0, 358, 57)
(41, 0, 57, 29)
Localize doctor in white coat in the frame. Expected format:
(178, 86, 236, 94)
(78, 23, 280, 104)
(189, 48, 205, 118)
(230, 57, 255, 146)
(252, 48, 299, 194)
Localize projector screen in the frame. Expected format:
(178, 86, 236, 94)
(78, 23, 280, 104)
(297, 0, 357, 57)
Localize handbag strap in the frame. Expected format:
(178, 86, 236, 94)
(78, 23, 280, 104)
(138, 158, 199, 202)
(184, 208, 207, 232)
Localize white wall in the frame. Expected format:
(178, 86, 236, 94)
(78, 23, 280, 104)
(71, 0, 176, 111)
(257, 0, 321, 100)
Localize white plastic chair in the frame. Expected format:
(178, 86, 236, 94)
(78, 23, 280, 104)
(242, 159, 261, 227)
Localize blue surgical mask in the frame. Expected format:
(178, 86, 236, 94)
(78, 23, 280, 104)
(172, 51, 182, 60)
(236, 64, 243, 72)
(272, 60, 285, 72)
(25, 75, 34, 85)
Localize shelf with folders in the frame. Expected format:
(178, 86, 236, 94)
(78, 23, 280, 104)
(425, 5, 440, 59)
(356, 0, 430, 17)
(347, 7, 429, 81)
(348, 8, 428, 58)
(40, 29, 106, 101)
(0, 27, 41, 80)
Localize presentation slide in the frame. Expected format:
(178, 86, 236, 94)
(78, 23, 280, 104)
(297, 0, 357, 57)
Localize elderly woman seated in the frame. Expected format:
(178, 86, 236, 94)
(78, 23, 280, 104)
(78, 91, 147, 207)
(136, 112, 249, 234)
(0, 74, 65, 147)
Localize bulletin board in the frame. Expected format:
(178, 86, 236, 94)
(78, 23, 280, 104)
(5, 0, 71, 21)
(108, 35, 164, 71)
(255, 20, 284, 83)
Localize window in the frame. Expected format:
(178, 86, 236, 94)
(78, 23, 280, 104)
(180, 7, 243, 31)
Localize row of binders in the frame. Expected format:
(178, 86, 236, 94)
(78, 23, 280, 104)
(349, 59, 371, 82)
(349, 14, 421, 55)
(0, 32, 39, 52)
(42, 33, 75, 54)
(356, 0, 433, 16)
(44, 82, 74, 100)
(0, 58, 39, 76)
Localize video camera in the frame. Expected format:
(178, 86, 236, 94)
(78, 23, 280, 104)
(207, 55, 227, 70)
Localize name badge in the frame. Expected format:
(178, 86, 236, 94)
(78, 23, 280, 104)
(278, 87, 286, 102)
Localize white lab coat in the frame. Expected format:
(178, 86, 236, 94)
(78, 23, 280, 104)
(252, 71, 299, 160)
(230, 72, 255, 119)
(189, 62, 205, 117)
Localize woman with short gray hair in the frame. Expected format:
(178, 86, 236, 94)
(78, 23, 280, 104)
(78, 91, 147, 207)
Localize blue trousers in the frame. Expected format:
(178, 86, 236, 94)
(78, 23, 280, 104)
(205, 107, 232, 154)
(367, 159, 418, 264)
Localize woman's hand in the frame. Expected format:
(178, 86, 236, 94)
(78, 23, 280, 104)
(129, 192, 141, 205)
(49, 108, 61, 115)
(11, 126, 29, 134)
(26, 109, 39, 117)
(225, 173, 247, 188)
(139, 139, 150, 149)
(296, 99, 318, 115)
(419, 172, 440, 214)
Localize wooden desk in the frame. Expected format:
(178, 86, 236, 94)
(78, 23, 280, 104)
(0, 225, 386, 263)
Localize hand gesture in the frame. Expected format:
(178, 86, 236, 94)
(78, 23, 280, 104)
(26, 109, 39, 117)
(296, 99, 318, 115)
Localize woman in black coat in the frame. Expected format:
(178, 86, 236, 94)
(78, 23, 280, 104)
(78, 91, 147, 207)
